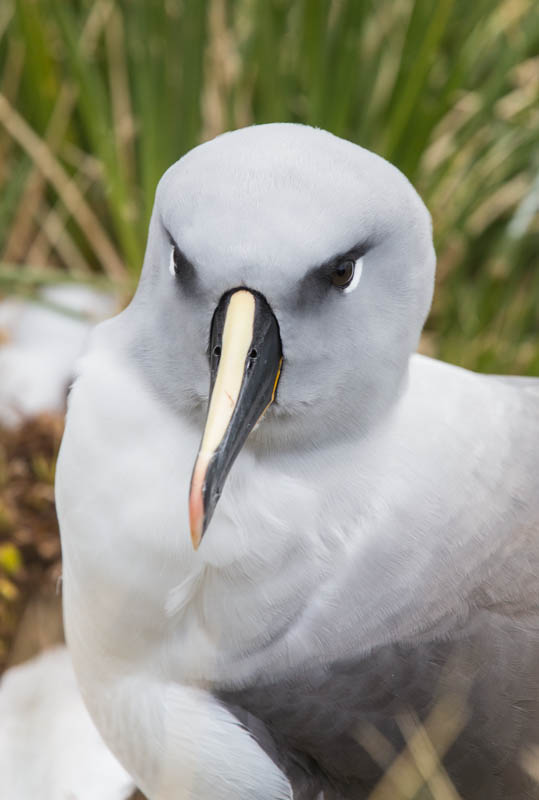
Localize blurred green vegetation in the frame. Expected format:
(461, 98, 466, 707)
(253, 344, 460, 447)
(0, 0, 537, 373)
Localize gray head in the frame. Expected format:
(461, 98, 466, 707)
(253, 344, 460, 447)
(123, 123, 435, 543)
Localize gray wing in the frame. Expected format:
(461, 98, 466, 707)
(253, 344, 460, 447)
(220, 369, 539, 798)
(220, 618, 539, 799)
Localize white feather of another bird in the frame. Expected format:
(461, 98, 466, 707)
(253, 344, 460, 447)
(0, 646, 135, 800)
(0, 285, 116, 428)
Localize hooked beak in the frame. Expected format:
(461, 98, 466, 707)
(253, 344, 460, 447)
(189, 289, 282, 549)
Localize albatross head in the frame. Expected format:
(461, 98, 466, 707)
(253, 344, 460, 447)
(127, 123, 435, 547)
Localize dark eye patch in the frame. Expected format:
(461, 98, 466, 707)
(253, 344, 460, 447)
(171, 245, 191, 277)
(295, 240, 371, 309)
(165, 230, 198, 289)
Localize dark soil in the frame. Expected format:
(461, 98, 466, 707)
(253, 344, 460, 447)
(0, 413, 64, 672)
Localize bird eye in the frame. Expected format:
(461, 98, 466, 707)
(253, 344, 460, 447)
(167, 241, 197, 287)
(169, 245, 182, 277)
(331, 259, 355, 288)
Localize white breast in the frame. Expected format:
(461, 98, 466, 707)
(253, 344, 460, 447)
(56, 337, 336, 694)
